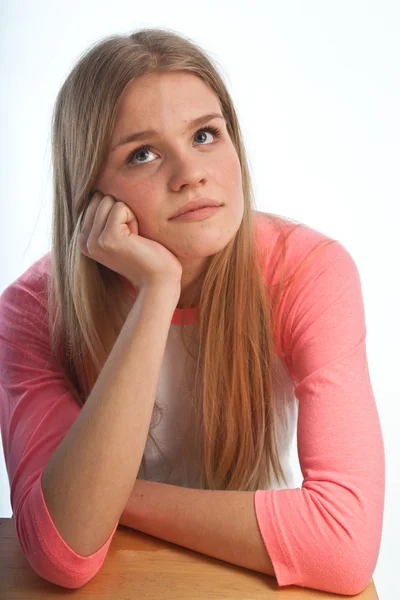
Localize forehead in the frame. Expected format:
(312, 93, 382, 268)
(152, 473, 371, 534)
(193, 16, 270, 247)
(115, 71, 221, 124)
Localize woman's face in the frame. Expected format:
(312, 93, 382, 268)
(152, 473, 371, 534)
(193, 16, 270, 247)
(93, 70, 244, 290)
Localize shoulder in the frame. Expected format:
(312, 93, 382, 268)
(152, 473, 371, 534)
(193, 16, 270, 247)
(0, 252, 51, 321)
(253, 211, 350, 287)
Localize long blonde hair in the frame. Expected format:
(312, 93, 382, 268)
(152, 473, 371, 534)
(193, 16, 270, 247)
(49, 27, 337, 491)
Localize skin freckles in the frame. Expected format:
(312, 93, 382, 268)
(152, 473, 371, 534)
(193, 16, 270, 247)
(93, 71, 244, 297)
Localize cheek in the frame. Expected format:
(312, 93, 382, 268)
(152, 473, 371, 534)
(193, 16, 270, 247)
(93, 170, 160, 234)
(121, 179, 157, 215)
(215, 154, 242, 189)
(121, 180, 162, 237)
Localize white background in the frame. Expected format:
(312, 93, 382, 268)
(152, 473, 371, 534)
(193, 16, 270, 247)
(0, 1, 399, 597)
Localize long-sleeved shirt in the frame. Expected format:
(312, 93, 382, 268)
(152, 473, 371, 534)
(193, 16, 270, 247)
(0, 211, 385, 594)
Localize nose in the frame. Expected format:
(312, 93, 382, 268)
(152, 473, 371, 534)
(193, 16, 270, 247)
(169, 151, 208, 191)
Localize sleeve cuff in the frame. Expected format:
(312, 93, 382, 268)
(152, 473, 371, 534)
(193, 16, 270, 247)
(15, 475, 119, 586)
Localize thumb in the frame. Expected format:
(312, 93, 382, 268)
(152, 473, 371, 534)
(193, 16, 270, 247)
(125, 206, 139, 235)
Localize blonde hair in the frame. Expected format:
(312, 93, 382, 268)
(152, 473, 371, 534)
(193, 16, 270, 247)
(49, 27, 337, 491)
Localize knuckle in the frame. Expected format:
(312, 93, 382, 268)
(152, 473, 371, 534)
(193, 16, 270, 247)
(98, 232, 116, 250)
(101, 195, 114, 205)
(86, 238, 98, 254)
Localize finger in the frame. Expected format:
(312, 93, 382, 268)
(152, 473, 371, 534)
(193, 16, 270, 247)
(103, 202, 138, 239)
(79, 192, 103, 243)
(86, 195, 116, 253)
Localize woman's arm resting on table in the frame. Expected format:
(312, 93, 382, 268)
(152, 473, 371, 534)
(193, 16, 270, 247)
(119, 479, 275, 577)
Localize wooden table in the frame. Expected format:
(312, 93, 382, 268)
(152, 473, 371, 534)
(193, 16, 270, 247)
(0, 518, 379, 599)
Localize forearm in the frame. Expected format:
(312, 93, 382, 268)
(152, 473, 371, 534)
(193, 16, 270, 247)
(119, 479, 276, 577)
(41, 284, 180, 557)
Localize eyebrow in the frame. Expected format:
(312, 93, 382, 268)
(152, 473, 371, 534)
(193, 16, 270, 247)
(110, 112, 226, 153)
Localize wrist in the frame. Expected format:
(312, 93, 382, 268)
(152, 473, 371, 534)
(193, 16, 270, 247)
(138, 281, 181, 304)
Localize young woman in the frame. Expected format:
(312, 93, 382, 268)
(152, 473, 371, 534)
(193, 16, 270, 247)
(0, 28, 384, 595)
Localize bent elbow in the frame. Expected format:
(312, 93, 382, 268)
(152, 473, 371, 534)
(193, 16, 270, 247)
(303, 482, 383, 596)
(14, 509, 107, 589)
(316, 536, 379, 596)
(27, 562, 98, 589)
(34, 567, 99, 590)
(18, 532, 103, 589)
(335, 567, 374, 597)
(21, 540, 104, 589)
(338, 545, 378, 596)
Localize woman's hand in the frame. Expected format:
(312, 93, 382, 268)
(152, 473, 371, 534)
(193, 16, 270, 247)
(78, 192, 183, 290)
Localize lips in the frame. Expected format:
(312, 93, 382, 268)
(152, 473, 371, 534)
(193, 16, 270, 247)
(170, 198, 221, 219)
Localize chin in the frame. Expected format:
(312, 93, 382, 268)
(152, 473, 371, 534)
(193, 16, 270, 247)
(174, 234, 235, 259)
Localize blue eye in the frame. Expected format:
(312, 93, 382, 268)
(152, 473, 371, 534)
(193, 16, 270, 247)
(125, 125, 222, 166)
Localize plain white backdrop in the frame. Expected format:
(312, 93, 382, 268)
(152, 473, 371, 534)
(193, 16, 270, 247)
(0, 1, 398, 597)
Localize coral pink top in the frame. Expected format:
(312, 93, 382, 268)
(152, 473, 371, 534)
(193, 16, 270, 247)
(0, 213, 385, 595)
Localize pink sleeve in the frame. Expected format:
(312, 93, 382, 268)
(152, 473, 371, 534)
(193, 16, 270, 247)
(0, 261, 118, 589)
(254, 227, 385, 596)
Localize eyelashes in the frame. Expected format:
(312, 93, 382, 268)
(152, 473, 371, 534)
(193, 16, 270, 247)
(125, 125, 223, 166)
